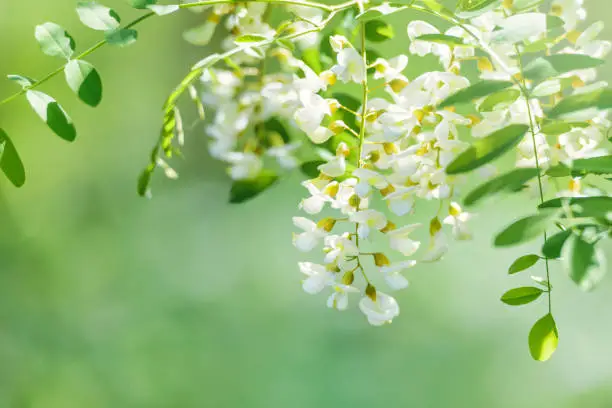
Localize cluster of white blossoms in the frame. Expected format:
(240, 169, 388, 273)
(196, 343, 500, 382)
(290, 0, 611, 325)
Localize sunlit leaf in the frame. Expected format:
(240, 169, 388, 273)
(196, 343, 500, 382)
(501, 286, 543, 305)
(105, 28, 138, 47)
(128, 0, 157, 8)
(0, 128, 26, 188)
(147, 4, 179, 15)
(182, 22, 216, 46)
(464, 168, 539, 206)
(494, 210, 557, 247)
(355, 3, 408, 21)
(438, 80, 514, 108)
(64, 60, 103, 107)
(7, 74, 35, 88)
(523, 55, 604, 82)
(446, 124, 529, 175)
(562, 234, 607, 291)
(25, 90, 76, 142)
(415, 33, 465, 46)
(478, 89, 521, 112)
(365, 20, 394, 42)
(34, 22, 75, 59)
(229, 170, 279, 204)
(549, 88, 612, 118)
(539, 196, 612, 219)
(508, 254, 540, 274)
(529, 314, 558, 362)
(455, 0, 501, 18)
(76, 2, 121, 31)
(235, 34, 268, 44)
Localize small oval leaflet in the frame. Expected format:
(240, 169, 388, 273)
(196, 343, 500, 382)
(105, 28, 138, 47)
(562, 235, 607, 292)
(0, 129, 26, 188)
(64, 60, 103, 107)
(26, 90, 77, 142)
(35, 22, 75, 60)
(529, 314, 558, 362)
(446, 124, 529, 175)
(464, 168, 539, 206)
(438, 80, 514, 108)
(494, 210, 557, 247)
(76, 2, 121, 31)
(501, 286, 543, 306)
(508, 254, 540, 274)
(542, 230, 572, 260)
(229, 170, 279, 204)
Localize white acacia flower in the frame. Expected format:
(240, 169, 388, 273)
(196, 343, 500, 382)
(353, 168, 389, 198)
(266, 142, 301, 169)
(359, 292, 400, 326)
(551, 0, 586, 31)
(329, 34, 349, 52)
(223, 152, 263, 180)
(331, 178, 370, 214)
(332, 47, 366, 84)
(299, 179, 337, 214)
(387, 224, 421, 256)
(443, 203, 473, 240)
(299, 262, 334, 294)
(380, 260, 417, 290)
(327, 284, 359, 311)
(349, 210, 387, 240)
(323, 233, 359, 265)
(407, 20, 441, 56)
(318, 142, 349, 177)
(372, 55, 409, 82)
(421, 231, 448, 262)
(384, 187, 416, 216)
(292, 217, 327, 252)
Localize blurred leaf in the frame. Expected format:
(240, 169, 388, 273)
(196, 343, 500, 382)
(355, 4, 408, 21)
(7, 74, 34, 88)
(34, 22, 75, 59)
(25, 90, 76, 142)
(501, 286, 543, 305)
(539, 196, 612, 218)
(439, 80, 514, 108)
(509, 254, 540, 274)
(137, 163, 155, 197)
(415, 34, 465, 46)
(128, 0, 157, 8)
(570, 155, 612, 175)
(479, 89, 521, 112)
(235, 34, 268, 43)
(183, 22, 216, 46)
(365, 20, 394, 42)
(263, 118, 291, 144)
(539, 120, 589, 135)
(229, 170, 279, 204)
(64, 60, 103, 107)
(76, 2, 121, 31)
(464, 168, 539, 206)
(494, 211, 557, 247)
(446, 124, 529, 175)
(147, 4, 179, 15)
(0, 129, 26, 188)
(562, 234, 607, 291)
(529, 314, 558, 362)
(549, 88, 612, 118)
(523, 55, 604, 82)
(300, 160, 325, 178)
(105, 28, 138, 47)
(542, 230, 571, 259)
(511, 0, 544, 12)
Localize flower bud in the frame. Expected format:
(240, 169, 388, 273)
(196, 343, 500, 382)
(342, 270, 355, 285)
(365, 283, 377, 302)
(389, 78, 408, 93)
(449, 202, 462, 217)
(429, 217, 443, 236)
(381, 221, 396, 233)
(383, 142, 398, 155)
(380, 184, 396, 197)
(317, 217, 337, 232)
(373, 253, 390, 267)
(329, 120, 346, 135)
(321, 70, 337, 86)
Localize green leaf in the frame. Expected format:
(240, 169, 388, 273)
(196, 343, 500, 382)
(464, 168, 539, 206)
(128, 0, 157, 8)
(570, 155, 612, 175)
(494, 211, 557, 247)
(509, 254, 540, 274)
(34, 22, 75, 59)
(229, 170, 279, 204)
(105, 28, 138, 47)
(529, 314, 558, 362)
(501, 286, 543, 305)
(0, 129, 26, 188)
(438, 80, 515, 108)
(455, 0, 501, 18)
(300, 160, 325, 178)
(541, 230, 571, 259)
(64, 60, 103, 107)
(76, 2, 121, 31)
(415, 33, 465, 46)
(137, 164, 155, 197)
(478, 89, 521, 112)
(25, 91, 76, 142)
(263, 118, 291, 144)
(539, 120, 589, 136)
(147, 4, 179, 15)
(511, 0, 544, 12)
(549, 88, 612, 118)
(365, 20, 394, 42)
(523, 55, 604, 82)
(7, 74, 35, 88)
(563, 234, 607, 291)
(235, 34, 268, 44)
(539, 196, 612, 219)
(446, 124, 529, 175)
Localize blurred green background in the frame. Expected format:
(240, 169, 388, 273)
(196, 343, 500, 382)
(1, 1, 612, 407)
